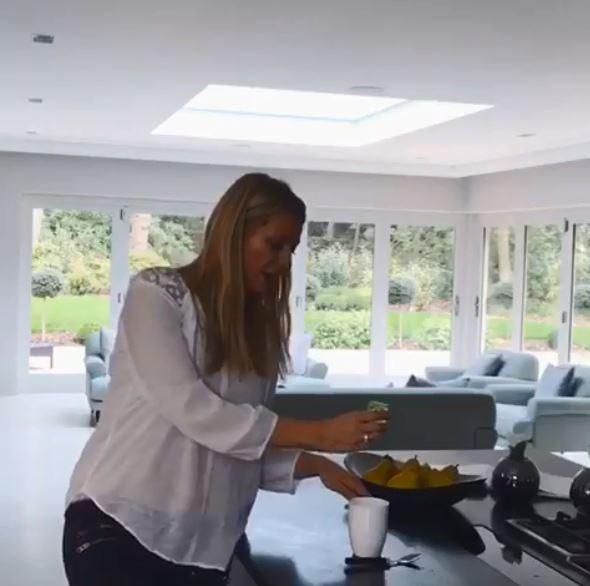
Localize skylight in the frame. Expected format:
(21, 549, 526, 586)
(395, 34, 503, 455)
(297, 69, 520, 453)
(153, 84, 492, 147)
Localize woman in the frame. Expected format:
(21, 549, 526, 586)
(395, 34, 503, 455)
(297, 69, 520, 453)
(63, 173, 389, 586)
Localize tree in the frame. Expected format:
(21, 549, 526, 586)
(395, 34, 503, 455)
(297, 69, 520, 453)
(496, 227, 513, 283)
(31, 269, 65, 341)
(130, 213, 152, 252)
(389, 277, 417, 348)
(526, 226, 561, 304)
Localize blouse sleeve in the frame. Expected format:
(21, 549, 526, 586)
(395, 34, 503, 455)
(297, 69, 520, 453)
(261, 448, 301, 493)
(119, 275, 278, 461)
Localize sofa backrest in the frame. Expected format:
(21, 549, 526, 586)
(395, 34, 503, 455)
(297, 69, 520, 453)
(273, 389, 497, 450)
(572, 365, 590, 397)
(85, 331, 102, 358)
(497, 351, 539, 381)
(100, 327, 116, 368)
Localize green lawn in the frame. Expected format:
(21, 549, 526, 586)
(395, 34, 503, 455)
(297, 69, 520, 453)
(30, 296, 590, 351)
(31, 294, 109, 334)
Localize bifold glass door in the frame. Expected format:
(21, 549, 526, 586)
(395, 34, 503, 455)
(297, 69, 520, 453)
(128, 212, 207, 276)
(386, 226, 456, 376)
(482, 227, 516, 351)
(305, 221, 375, 377)
(523, 225, 562, 371)
(572, 224, 590, 365)
(479, 220, 588, 371)
(29, 208, 113, 373)
(26, 201, 210, 381)
(26, 201, 465, 385)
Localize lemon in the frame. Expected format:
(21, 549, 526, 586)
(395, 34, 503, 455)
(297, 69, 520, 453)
(387, 468, 421, 489)
(425, 468, 456, 488)
(401, 457, 421, 472)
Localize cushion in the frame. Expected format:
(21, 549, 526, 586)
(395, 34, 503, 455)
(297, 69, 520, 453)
(535, 365, 575, 398)
(405, 375, 435, 388)
(289, 334, 312, 376)
(572, 366, 590, 397)
(465, 353, 503, 376)
(497, 351, 538, 380)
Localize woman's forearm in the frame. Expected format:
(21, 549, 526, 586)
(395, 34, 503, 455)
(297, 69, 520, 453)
(293, 451, 323, 479)
(270, 411, 389, 453)
(270, 418, 321, 450)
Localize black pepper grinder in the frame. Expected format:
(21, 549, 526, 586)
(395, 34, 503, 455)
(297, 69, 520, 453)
(491, 441, 540, 504)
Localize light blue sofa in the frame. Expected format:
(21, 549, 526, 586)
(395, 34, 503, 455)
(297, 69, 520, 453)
(85, 327, 115, 424)
(273, 389, 497, 450)
(491, 365, 590, 451)
(426, 351, 539, 389)
(278, 358, 330, 390)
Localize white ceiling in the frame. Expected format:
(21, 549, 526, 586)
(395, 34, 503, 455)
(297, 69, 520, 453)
(2, 0, 590, 177)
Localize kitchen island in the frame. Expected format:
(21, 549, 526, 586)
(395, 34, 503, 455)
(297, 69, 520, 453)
(230, 449, 586, 585)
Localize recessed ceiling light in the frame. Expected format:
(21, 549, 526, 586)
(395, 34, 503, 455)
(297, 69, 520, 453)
(33, 34, 54, 44)
(28, 97, 43, 104)
(517, 133, 536, 138)
(26, 130, 38, 135)
(153, 84, 493, 147)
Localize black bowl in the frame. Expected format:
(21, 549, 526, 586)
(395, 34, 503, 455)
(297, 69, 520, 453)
(344, 452, 487, 510)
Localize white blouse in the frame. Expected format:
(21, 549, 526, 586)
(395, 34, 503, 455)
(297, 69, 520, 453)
(67, 268, 301, 570)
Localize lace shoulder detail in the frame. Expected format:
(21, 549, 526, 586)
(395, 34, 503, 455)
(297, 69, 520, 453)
(136, 267, 188, 308)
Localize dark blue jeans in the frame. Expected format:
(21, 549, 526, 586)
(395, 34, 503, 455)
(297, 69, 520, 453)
(62, 500, 229, 586)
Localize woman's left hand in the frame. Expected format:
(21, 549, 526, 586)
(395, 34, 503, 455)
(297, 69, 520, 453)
(314, 455, 369, 500)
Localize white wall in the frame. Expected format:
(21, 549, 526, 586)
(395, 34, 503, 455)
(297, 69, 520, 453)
(0, 152, 465, 394)
(467, 159, 590, 213)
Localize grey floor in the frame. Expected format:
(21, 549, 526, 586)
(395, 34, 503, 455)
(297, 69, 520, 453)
(1, 393, 92, 586)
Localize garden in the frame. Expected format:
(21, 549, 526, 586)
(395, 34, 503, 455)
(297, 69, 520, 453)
(31, 209, 205, 345)
(30, 213, 590, 359)
(304, 223, 590, 355)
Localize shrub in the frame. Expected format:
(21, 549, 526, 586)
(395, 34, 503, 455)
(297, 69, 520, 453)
(414, 320, 452, 350)
(74, 322, 101, 345)
(489, 282, 513, 309)
(307, 311, 371, 349)
(31, 269, 65, 341)
(575, 284, 590, 311)
(309, 245, 350, 288)
(69, 266, 98, 295)
(31, 269, 65, 299)
(434, 269, 454, 301)
(388, 277, 416, 305)
(306, 274, 321, 302)
(407, 264, 437, 310)
(349, 248, 373, 288)
(129, 250, 169, 276)
(314, 287, 371, 311)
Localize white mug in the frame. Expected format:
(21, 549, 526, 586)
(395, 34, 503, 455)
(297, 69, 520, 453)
(348, 497, 389, 558)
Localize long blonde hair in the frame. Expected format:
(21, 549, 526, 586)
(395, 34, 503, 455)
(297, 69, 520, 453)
(180, 173, 306, 379)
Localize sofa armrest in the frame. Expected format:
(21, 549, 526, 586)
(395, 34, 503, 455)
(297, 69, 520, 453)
(527, 397, 590, 418)
(425, 366, 466, 383)
(85, 355, 107, 379)
(486, 383, 537, 405)
(304, 358, 328, 380)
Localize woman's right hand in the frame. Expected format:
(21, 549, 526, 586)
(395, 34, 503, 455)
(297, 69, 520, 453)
(311, 411, 390, 453)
